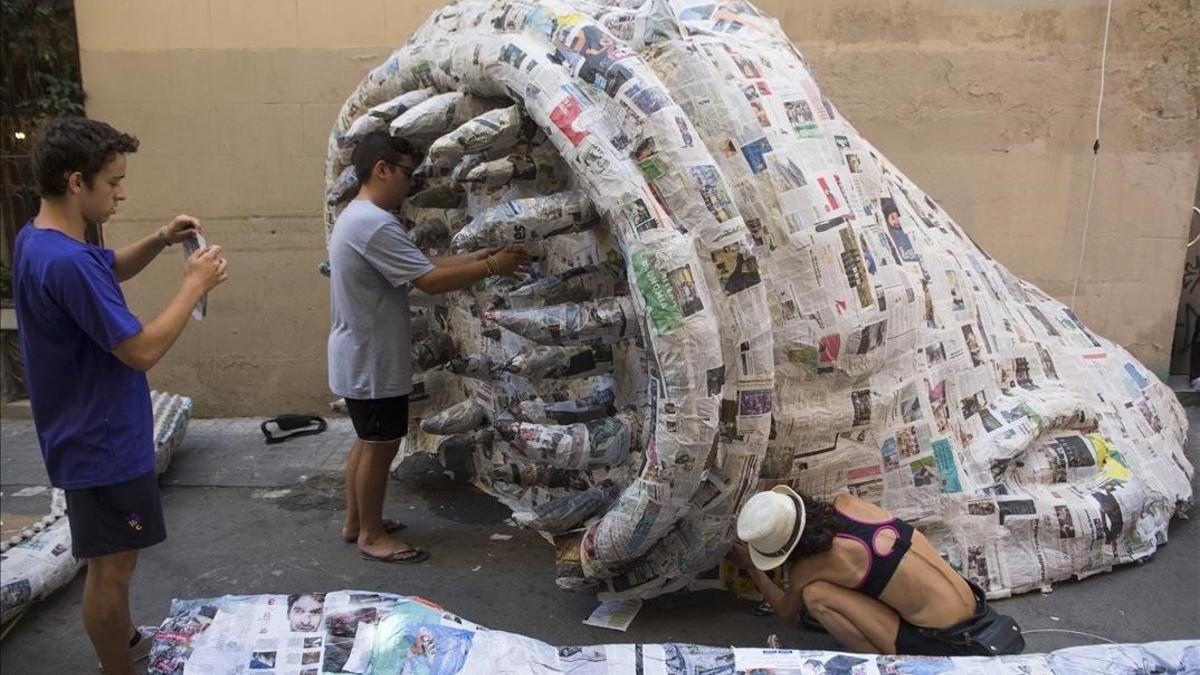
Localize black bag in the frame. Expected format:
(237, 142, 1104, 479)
(952, 606, 1025, 655)
(261, 415, 327, 445)
(926, 581, 1025, 655)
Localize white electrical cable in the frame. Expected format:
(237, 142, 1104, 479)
(1188, 206, 1200, 248)
(1021, 628, 1119, 644)
(1023, 628, 1160, 673)
(1069, 0, 1115, 311)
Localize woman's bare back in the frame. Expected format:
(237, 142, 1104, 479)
(818, 493, 976, 628)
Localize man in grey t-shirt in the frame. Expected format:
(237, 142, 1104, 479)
(328, 132, 527, 563)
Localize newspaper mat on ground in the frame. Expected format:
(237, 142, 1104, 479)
(0, 391, 193, 625)
(322, 0, 1193, 600)
(150, 589, 1199, 673)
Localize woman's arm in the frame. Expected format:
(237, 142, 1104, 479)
(731, 541, 828, 619)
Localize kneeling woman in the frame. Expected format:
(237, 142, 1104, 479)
(730, 487, 1023, 656)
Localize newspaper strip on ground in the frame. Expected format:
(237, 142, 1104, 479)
(149, 590, 1199, 674)
(582, 598, 643, 632)
(0, 391, 193, 625)
(322, 0, 1193, 600)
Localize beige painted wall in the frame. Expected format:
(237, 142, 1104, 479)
(75, 0, 1200, 416)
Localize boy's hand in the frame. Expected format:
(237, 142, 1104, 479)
(161, 214, 202, 245)
(472, 246, 504, 261)
(492, 245, 530, 277)
(185, 245, 228, 292)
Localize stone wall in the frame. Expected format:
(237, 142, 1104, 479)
(75, 0, 1199, 415)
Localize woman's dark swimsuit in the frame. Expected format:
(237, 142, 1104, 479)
(800, 507, 1023, 656)
(833, 507, 915, 598)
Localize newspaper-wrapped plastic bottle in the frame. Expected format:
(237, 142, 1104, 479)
(427, 104, 525, 169)
(451, 192, 598, 252)
(496, 414, 634, 470)
(502, 345, 614, 380)
(488, 297, 638, 347)
(326, 166, 358, 206)
(421, 398, 489, 435)
(507, 262, 627, 308)
(513, 388, 617, 425)
(442, 354, 496, 380)
(525, 480, 621, 533)
(340, 88, 436, 148)
(389, 92, 502, 141)
(412, 333, 456, 372)
(492, 462, 588, 490)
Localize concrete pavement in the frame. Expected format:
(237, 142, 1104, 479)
(2, 411, 1197, 673)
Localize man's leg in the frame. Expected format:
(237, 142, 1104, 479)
(356, 439, 418, 558)
(83, 549, 140, 675)
(802, 581, 900, 654)
(341, 439, 364, 541)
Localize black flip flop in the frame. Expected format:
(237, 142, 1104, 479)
(360, 548, 430, 565)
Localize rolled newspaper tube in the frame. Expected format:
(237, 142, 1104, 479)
(450, 191, 598, 252)
(507, 262, 627, 307)
(495, 414, 632, 470)
(441, 353, 495, 380)
(325, 165, 358, 206)
(491, 462, 587, 490)
(459, 154, 524, 186)
(340, 88, 437, 148)
(457, 141, 569, 192)
(389, 91, 464, 139)
(525, 480, 621, 533)
(420, 398, 489, 435)
(436, 429, 490, 482)
(502, 345, 613, 380)
(409, 309, 433, 340)
(427, 104, 525, 169)
(389, 92, 502, 141)
(513, 388, 617, 425)
(475, 274, 530, 312)
(407, 183, 466, 209)
(411, 332, 456, 371)
(407, 217, 451, 250)
(488, 296, 638, 347)
(399, 205, 469, 245)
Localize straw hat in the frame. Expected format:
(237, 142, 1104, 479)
(736, 485, 807, 570)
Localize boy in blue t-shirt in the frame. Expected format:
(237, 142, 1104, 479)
(12, 118, 228, 674)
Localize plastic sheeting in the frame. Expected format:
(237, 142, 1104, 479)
(323, 0, 1192, 600)
(148, 590, 1199, 674)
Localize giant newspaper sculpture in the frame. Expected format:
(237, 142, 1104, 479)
(323, 0, 1192, 600)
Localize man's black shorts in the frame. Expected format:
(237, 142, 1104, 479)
(344, 395, 410, 443)
(65, 469, 166, 559)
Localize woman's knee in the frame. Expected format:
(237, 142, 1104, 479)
(801, 580, 836, 613)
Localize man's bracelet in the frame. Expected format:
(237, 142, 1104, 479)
(484, 254, 500, 276)
(157, 227, 173, 247)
